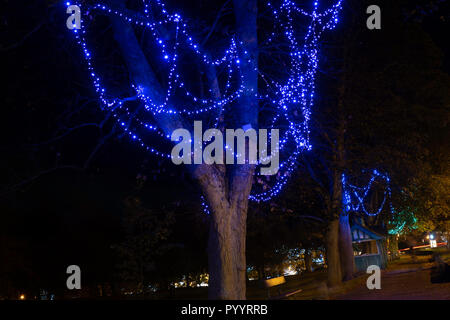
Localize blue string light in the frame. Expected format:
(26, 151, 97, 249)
(200, 195, 211, 215)
(342, 170, 395, 217)
(68, 0, 343, 202)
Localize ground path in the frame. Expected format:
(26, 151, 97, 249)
(288, 250, 450, 300)
(334, 267, 450, 300)
(333, 251, 450, 300)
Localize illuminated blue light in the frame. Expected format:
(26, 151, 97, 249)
(342, 170, 395, 217)
(69, 0, 343, 202)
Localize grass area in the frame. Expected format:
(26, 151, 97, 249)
(420, 247, 450, 264)
(247, 270, 328, 300)
(386, 247, 450, 272)
(439, 251, 450, 264)
(386, 253, 433, 272)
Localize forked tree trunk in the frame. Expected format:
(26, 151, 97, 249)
(339, 213, 354, 281)
(196, 164, 254, 300)
(326, 218, 342, 287)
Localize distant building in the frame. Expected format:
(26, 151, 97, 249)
(351, 221, 388, 273)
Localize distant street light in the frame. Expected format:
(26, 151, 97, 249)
(429, 234, 437, 248)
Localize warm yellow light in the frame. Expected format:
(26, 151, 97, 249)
(19, 294, 25, 300)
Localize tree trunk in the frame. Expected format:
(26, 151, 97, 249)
(391, 236, 400, 260)
(339, 214, 354, 281)
(304, 249, 313, 272)
(207, 202, 247, 299)
(326, 218, 342, 287)
(258, 265, 265, 280)
(389, 235, 399, 260)
(195, 164, 254, 300)
(447, 227, 450, 249)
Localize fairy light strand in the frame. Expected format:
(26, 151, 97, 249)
(67, 0, 343, 203)
(342, 170, 395, 217)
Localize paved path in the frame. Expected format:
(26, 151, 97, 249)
(335, 266, 450, 300)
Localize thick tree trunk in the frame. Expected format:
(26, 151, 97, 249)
(196, 164, 254, 300)
(207, 202, 247, 299)
(339, 214, 354, 281)
(326, 218, 342, 287)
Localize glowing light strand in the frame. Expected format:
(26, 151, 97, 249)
(342, 170, 395, 217)
(248, 0, 343, 201)
(68, 0, 343, 202)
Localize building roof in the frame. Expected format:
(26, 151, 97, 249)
(351, 223, 385, 242)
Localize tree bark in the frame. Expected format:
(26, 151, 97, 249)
(326, 151, 345, 286)
(207, 202, 247, 299)
(258, 266, 265, 280)
(326, 218, 342, 287)
(304, 249, 313, 272)
(195, 164, 254, 300)
(389, 235, 399, 260)
(447, 227, 450, 249)
(339, 214, 354, 281)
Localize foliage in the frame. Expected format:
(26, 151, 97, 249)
(112, 195, 174, 293)
(407, 171, 450, 233)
